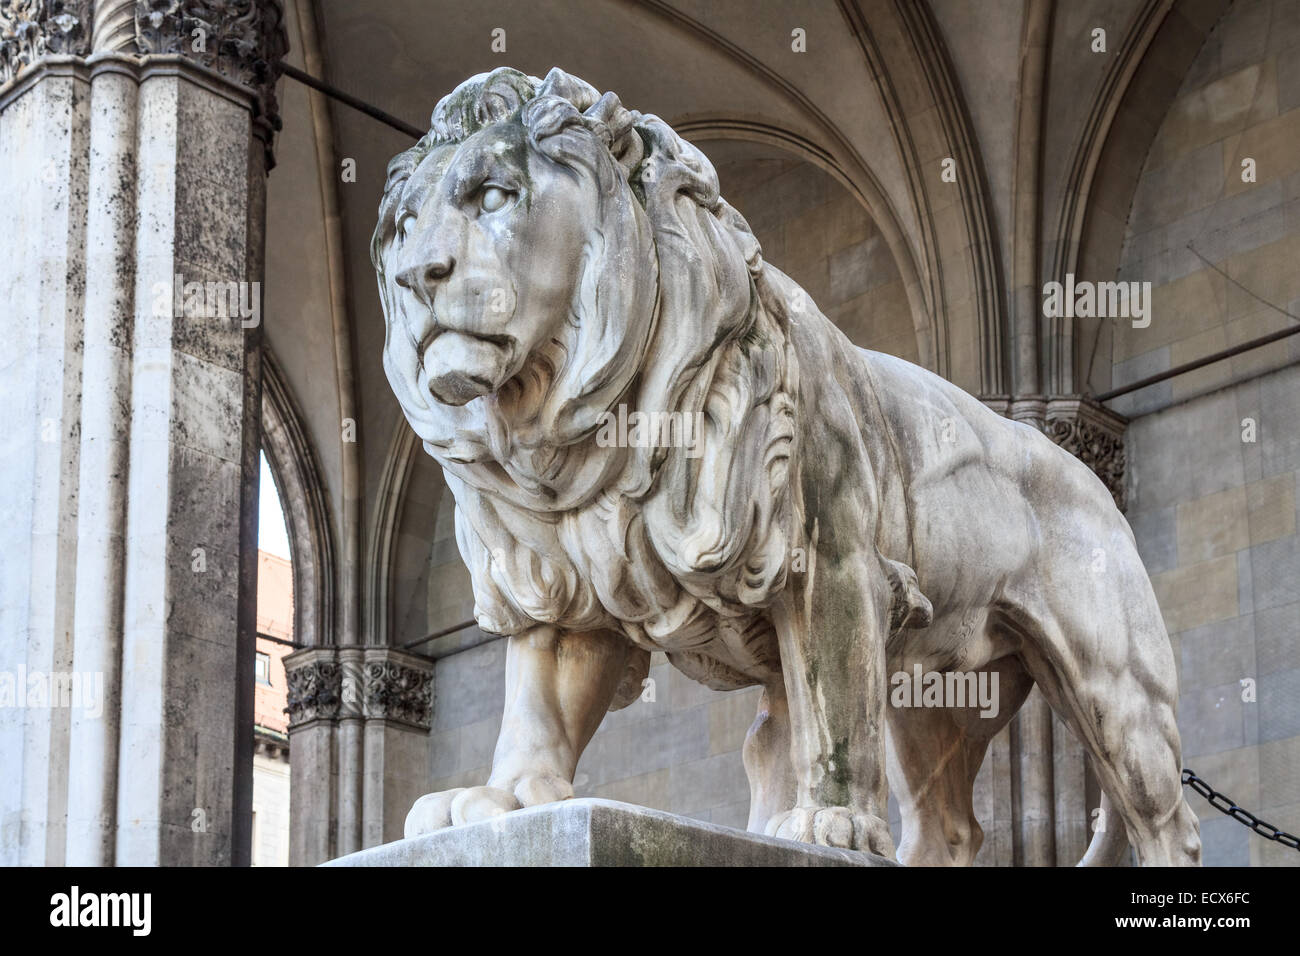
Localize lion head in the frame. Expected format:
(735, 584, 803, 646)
(374, 67, 805, 633)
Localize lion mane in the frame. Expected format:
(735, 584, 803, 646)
(374, 67, 809, 698)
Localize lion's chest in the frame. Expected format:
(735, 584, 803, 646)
(564, 502, 780, 680)
(455, 487, 781, 686)
(616, 606, 782, 690)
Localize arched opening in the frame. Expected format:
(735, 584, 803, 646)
(698, 137, 921, 364)
(255, 348, 338, 863)
(251, 450, 294, 867)
(259, 351, 336, 650)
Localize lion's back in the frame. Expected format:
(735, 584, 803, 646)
(854, 350, 1108, 504)
(820, 340, 1130, 567)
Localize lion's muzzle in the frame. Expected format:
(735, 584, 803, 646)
(422, 330, 514, 406)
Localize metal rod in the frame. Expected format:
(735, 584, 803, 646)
(256, 632, 304, 649)
(280, 63, 424, 139)
(402, 619, 478, 650)
(277, 68, 1300, 411)
(1095, 322, 1300, 402)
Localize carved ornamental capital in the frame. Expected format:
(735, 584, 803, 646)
(134, 0, 287, 146)
(0, 0, 92, 84)
(2, 2, 288, 160)
(284, 646, 435, 732)
(363, 651, 434, 730)
(284, 651, 342, 729)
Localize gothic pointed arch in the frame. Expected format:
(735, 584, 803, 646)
(839, 0, 1008, 394)
(260, 347, 336, 647)
(1049, 0, 1232, 394)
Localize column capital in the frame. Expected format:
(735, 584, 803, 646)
(362, 648, 435, 731)
(283, 648, 343, 730)
(2, 1, 288, 160)
(132, 0, 287, 149)
(285, 646, 437, 732)
(0, 1, 93, 84)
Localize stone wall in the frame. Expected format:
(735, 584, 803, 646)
(1126, 365, 1300, 866)
(252, 750, 291, 866)
(711, 151, 918, 363)
(1113, 0, 1300, 866)
(1109, 0, 1300, 417)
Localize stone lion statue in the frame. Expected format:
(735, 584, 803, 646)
(372, 67, 1200, 866)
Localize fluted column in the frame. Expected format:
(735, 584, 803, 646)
(65, 52, 138, 867)
(0, 1, 95, 865)
(0, 0, 287, 866)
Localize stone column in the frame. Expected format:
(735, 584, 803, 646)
(0, 3, 94, 865)
(284, 648, 341, 866)
(335, 644, 364, 855)
(66, 49, 139, 868)
(361, 649, 434, 848)
(285, 645, 433, 864)
(1011, 680, 1056, 866)
(0, 0, 287, 867)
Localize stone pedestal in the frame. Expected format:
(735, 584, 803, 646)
(323, 799, 898, 867)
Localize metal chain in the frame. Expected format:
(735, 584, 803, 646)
(1182, 768, 1300, 850)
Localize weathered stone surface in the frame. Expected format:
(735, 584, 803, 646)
(0, 0, 92, 84)
(0, 1, 287, 864)
(373, 67, 1200, 867)
(133, 0, 288, 156)
(0, 64, 89, 867)
(324, 799, 896, 867)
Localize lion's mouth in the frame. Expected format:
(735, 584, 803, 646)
(419, 328, 517, 406)
(418, 326, 514, 353)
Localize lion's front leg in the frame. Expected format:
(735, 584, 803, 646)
(405, 625, 632, 837)
(767, 544, 897, 860)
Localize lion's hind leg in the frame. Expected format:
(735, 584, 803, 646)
(1007, 564, 1201, 867)
(886, 655, 1032, 865)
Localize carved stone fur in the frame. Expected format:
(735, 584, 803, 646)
(373, 68, 1200, 867)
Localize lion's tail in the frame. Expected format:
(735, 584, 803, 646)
(1078, 790, 1129, 866)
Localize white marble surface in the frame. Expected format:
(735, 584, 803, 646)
(327, 798, 895, 867)
(375, 68, 1201, 867)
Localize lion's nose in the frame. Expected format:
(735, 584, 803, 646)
(395, 257, 455, 294)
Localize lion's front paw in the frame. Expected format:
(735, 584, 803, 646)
(404, 786, 521, 838)
(403, 774, 577, 838)
(510, 771, 574, 807)
(765, 806, 896, 859)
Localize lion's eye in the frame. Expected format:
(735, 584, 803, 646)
(396, 213, 415, 240)
(480, 186, 512, 213)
